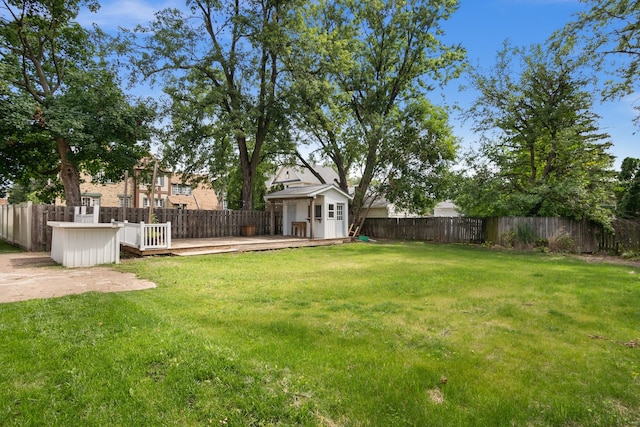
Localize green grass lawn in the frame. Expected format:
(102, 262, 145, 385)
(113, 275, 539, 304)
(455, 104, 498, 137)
(1, 242, 639, 426)
(0, 239, 23, 254)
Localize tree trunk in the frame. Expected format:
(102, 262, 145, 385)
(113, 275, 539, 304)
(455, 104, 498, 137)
(238, 134, 255, 211)
(241, 168, 254, 211)
(56, 137, 81, 206)
(350, 133, 379, 226)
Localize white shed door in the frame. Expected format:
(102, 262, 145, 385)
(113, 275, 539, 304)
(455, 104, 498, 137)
(335, 203, 346, 237)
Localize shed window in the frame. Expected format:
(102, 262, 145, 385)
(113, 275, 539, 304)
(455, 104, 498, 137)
(328, 204, 335, 219)
(308, 204, 323, 219)
(336, 204, 344, 221)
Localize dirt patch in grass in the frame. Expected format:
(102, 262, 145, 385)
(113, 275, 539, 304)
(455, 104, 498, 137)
(575, 254, 640, 268)
(428, 388, 445, 405)
(0, 252, 156, 303)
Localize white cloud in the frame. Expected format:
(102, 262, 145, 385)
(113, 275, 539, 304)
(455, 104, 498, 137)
(76, 0, 184, 31)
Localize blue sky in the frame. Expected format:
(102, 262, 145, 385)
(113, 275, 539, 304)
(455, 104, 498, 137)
(439, 0, 638, 169)
(78, 0, 637, 169)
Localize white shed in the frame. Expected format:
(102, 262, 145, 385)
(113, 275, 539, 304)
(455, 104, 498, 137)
(265, 184, 352, 239)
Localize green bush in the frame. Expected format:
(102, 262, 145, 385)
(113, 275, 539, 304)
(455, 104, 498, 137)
(535, 238, 548, 248)
(501, 230, 515, 248)
(621, 250, 640, 261)
(515, 223, 535, 250)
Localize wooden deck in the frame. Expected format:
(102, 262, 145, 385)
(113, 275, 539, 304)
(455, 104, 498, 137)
(122, 235, 351, 257)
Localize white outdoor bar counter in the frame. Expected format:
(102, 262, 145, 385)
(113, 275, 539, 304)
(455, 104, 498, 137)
(47, 221, 124, 267)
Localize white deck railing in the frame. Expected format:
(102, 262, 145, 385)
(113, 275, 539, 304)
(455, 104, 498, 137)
(112, 220, 172, 250)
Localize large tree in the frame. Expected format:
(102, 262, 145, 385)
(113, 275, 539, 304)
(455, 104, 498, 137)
(288, 0, 464, 227)
(131, 0, 300, 210)
(454, 43, 616, 225)
(0, 0, 153, 205)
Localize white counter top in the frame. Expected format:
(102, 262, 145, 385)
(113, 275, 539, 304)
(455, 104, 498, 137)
(47, 221, 123, 229)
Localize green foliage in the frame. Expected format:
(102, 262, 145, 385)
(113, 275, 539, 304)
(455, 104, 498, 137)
(2, 243, 640, 425)
(130, 1, 299, 210)
(535, 238, 549, 250)
(0, 0, 153, 204)
(616, 157, 640, 218)
(559, 0, 640, 104)
(289, 0, 465, 223)
(125, 0, 463, 213)
(501, 229, 516, 248)
(500, 224, 537, 250)
(455, 42, 616, 226)
(516, 223, 535, 249)
(6, 181, 58, 204)
(621, 250, 640, 261)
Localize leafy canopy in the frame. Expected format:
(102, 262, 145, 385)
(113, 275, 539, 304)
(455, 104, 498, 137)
(129, 0, 302, 210)
(454, 43, 616, 225)
(289, 0, 464, 223)
(559, 1, 640, 107)
(0, 0, 153, 204)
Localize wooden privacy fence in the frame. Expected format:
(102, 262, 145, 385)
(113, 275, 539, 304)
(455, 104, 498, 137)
(3, 203, 639, 254)
(484, 217, 600, 253)
(1, 204, 282, 252)
(99, 207, 280, 240)
(600, 218, 640, 253)
(361, 217, 485, 244)
(361, 216, 640, 253)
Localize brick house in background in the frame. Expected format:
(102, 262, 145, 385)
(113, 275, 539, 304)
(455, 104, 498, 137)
(58, 167, 220, 210)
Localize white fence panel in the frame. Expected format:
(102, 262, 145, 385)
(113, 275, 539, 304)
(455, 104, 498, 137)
(0, 202, 33, 250)
(113, 220, 140, 248)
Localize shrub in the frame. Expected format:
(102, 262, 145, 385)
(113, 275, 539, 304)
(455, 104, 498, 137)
(621, 250, 640, 261)
(548, 227, 577, 253)
(515, 223, 535, 250)
(501, 230, 515, 248)
(535, 238, 548, 248)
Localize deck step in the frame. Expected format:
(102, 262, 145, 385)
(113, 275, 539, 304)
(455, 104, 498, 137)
(126, 237, 350, 257)
(174, 248, 238, 256)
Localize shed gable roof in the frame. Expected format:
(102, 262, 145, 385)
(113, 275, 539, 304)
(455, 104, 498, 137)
(270, 165, 340, 187)
(265, 184, 352, 201)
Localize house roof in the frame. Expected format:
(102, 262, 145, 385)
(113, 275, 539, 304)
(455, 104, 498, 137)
(434, 200, 458, 209)
(264, 184, 352, 201)
(364, 195, 389, 209)
(269, 164, 340, 187)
